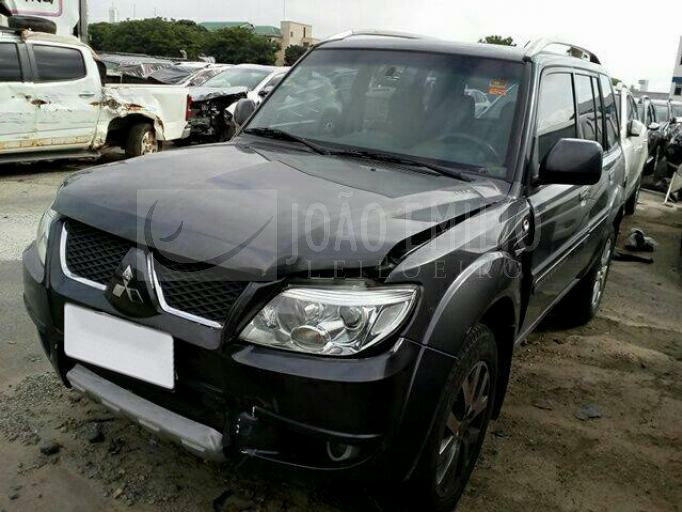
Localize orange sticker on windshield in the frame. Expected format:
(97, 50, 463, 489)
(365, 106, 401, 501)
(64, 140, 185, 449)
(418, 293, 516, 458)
(489, 79, 508, 96)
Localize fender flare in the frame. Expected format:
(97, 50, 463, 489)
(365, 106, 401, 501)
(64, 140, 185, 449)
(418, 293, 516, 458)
(422, 251, 521, 356)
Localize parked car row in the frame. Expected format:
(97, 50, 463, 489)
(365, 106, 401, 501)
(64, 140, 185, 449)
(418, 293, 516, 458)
(25, 31, 645, 511)
(0, 23, 290, 162)
(0, 29, 192, 163)
(635, 95, 682, 177)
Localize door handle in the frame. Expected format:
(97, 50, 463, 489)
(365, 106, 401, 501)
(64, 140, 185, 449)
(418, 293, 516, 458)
(79, 92, 96, 98)
(579, 188, 589, 203)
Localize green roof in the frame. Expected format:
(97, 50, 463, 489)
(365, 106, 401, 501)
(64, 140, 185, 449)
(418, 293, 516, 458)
(200, 22, 282, 38)
(200, 21, 253, 31)
(254, 25, 282, 37)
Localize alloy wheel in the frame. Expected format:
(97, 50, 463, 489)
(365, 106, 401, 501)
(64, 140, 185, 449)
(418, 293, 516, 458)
(436, 361, 491, 490)
(591, 238, 613, 308)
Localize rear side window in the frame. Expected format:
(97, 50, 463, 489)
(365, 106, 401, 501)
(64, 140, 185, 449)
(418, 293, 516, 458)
(600, 75, 619, 150)
(591, 77, 603, 143)
(33, 45, 86, 81)
(536, 72, 576, 162)
(575, 75, 599, 142)
(627, 96, 638, 124)
(0, 43, 22, 82)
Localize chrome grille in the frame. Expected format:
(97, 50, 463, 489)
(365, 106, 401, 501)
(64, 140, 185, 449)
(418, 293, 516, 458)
(62, 220, 247, 325)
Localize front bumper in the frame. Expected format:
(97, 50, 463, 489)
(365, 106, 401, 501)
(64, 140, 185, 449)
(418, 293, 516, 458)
(22, 238, 455, 480)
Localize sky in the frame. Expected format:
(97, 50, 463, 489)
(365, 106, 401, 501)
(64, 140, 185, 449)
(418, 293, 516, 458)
(92, 0, 682, 92)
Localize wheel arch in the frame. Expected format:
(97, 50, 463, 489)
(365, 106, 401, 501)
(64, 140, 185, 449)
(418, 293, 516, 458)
(105, 114, 157, 148)
(478, 296, 517, 418)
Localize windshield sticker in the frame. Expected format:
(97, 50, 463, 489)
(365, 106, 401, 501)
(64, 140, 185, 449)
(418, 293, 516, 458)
(489, 79, 509, 96)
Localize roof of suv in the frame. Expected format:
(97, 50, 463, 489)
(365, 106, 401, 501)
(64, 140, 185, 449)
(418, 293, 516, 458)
(319, 34, 606, 73)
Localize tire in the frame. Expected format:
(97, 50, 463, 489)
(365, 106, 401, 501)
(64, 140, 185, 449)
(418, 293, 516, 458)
(408, 324, 498, 512)
(624, 179, 641, 216)
(556, 232, 615, 327)
(124, 123, 158, 158)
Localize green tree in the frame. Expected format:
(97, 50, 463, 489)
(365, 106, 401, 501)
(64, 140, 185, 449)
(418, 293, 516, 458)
(88, 19, 210, 60)
(478, 35, 515, 46)
(204, 27, 279, 65)
(284, 44, 308, 66)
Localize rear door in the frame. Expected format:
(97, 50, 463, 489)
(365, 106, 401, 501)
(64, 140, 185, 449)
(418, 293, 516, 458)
(581, 75, 623, 260)
(0, 40, 37, 153)
(26, 42, 101, 150)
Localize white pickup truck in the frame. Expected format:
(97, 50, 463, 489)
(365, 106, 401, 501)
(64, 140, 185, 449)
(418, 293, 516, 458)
(0, 29, 191, 164)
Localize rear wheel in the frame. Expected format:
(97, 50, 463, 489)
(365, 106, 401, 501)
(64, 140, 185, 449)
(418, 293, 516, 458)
(125, 123, 158, 158)
(555, 233, 615, 327)
(409, 324, 498, 512)
(624, 179, 641, 215)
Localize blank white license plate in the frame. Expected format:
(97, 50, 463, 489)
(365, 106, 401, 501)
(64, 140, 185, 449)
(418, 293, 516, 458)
(64, 304, 174, 389)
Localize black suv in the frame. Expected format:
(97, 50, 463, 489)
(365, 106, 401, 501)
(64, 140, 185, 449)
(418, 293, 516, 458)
(23, 33, 625, 510)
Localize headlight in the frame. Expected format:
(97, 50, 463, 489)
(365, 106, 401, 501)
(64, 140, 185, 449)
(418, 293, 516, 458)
(36, 208, 57, 264)
(240, 283, 418, 356)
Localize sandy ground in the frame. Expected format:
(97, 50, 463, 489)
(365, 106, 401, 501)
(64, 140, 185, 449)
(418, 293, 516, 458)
(0, 160, 680, 512)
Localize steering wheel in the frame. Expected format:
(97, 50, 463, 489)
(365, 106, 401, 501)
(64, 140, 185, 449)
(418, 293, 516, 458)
(436, 133, 501, 163)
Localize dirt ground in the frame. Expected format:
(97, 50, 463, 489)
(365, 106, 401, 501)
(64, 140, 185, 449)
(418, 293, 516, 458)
(0, 162, 680, 512)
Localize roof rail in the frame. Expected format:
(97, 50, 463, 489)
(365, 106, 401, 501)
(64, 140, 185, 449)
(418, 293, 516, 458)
(524, 39, 601, 64)
(319, 29, 428, 45)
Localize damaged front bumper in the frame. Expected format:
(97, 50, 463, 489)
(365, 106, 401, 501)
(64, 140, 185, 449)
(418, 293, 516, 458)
(22, 240, 449, 479)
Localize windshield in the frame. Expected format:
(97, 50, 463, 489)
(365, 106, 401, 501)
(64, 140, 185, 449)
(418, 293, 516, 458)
(246, 49, 524, 179)
(203, 68, 271, 89)
(653, 103, 669, 123)
(186, 67, 228, 87)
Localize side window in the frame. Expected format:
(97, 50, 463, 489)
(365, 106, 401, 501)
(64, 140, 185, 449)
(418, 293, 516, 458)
(627, 96, 638, 124)
(591, 77, 603, 144)
(575, 75, 598, 142)
(536, 72, 576, 162)
(0, 43, 23, 82)
(599, 75, 619, 150)
(33, 45, 86, 81)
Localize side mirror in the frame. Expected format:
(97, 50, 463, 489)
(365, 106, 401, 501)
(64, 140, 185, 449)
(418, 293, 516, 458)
(648, 122, 661, 131)
(258, 86, 274, 98)
(628, 120, 644, 137)
(233, 98, 257, 127)
(539, 138, 603, 186)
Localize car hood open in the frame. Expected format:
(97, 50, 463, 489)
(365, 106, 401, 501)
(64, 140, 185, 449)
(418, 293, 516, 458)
(54, 140, 508, 280)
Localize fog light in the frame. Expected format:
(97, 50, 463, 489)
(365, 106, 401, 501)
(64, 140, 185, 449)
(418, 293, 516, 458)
(326, 441, 359, 462)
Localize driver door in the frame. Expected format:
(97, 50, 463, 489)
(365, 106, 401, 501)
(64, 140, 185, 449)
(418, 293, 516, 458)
(523, 71, 591, 330)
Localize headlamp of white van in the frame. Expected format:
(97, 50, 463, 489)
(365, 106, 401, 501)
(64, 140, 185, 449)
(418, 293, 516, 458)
(240, 283, 418, 356)
(36, 208, 57, 265)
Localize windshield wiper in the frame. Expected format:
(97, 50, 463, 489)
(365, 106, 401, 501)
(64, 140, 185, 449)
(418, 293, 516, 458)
(325, 148, 474, 182)
(243, 128, 474, 182)
(243, 127, 330, 155)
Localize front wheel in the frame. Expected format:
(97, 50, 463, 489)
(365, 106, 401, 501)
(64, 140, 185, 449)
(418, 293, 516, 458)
(408, 324, 498, 511)
(125, 123, 158, 158)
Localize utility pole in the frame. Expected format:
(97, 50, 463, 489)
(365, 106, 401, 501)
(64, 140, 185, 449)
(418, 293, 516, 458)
(283, 0, 287, 20)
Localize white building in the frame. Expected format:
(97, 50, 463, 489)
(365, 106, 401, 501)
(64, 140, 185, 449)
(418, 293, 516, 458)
(109, 3, 119, 24)
(672, 36, 682, 99)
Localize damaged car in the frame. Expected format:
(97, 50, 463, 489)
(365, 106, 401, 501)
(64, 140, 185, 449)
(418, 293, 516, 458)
(24, 33, 625, 511)
(0, 29, 192, 162)
(186, 64, 287, 143)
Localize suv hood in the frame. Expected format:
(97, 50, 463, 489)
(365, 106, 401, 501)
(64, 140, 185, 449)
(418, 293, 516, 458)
(54, 141, 508, 280)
